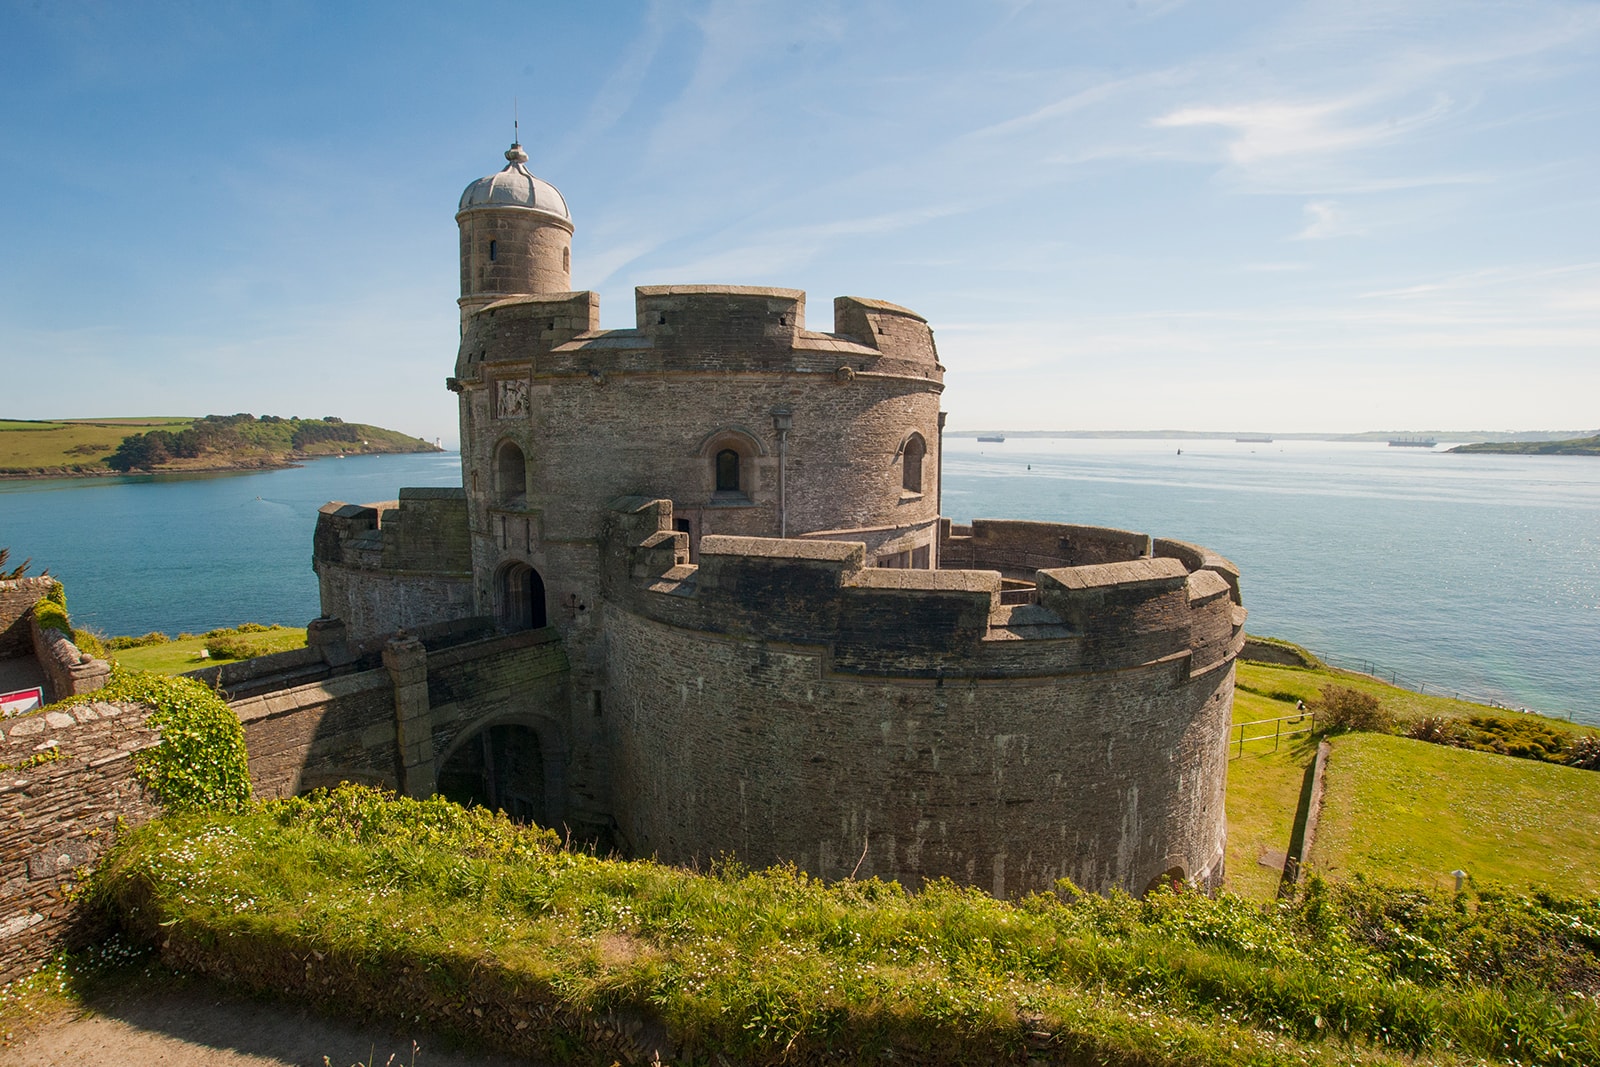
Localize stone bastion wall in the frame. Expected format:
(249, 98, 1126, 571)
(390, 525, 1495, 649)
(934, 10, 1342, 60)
(600, 498, 1245, 898)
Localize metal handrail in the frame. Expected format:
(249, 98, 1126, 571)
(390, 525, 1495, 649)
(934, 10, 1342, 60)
(1230, 711, 1318, 758)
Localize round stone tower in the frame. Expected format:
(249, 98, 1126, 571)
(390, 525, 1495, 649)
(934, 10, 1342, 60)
(456, 143, 573, 324)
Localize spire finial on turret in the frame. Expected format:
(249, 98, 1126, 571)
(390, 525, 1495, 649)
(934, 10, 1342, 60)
(505, 102, 526, 165)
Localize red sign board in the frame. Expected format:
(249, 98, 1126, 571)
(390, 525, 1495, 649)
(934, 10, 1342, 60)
(1, 687, 44, 716)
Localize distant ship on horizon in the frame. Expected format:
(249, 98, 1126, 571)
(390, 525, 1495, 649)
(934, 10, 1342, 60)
(1388, 437, 1437, 448)
(977, 433, 1005, 442)
(1235, 434, 1273, 443)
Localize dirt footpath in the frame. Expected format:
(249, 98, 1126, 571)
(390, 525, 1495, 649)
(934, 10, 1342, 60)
(0, 985, 546, 1067)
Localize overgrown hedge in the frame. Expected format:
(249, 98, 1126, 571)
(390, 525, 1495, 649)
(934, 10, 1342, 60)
(91, 786, 1600, 1067)
(53, 666, 251, 814)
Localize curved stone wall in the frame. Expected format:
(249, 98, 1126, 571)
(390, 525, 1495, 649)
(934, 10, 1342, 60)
(600, 499, 1241, 897)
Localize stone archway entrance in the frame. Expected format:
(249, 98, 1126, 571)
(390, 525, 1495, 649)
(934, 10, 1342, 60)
(496, 562, 547, 631)
(435, 723, 547, 824)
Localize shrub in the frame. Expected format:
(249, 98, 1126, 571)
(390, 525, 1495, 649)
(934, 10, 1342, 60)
(1457, 715, 1570, 762)
(107, 631, 171, 650)
(1567, 735, 1600, 771)
(1406, 715, 1461, 746)
(203, 634, 266, 660)
(72, 627, 107, 659)
(31, 596, 71, 636)
(0, 547, 34, 579)
(1315, 685, 1394, 733)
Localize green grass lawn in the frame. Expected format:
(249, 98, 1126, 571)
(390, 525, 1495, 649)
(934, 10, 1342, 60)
(1224, 653, 1595, 899)
(111, 627, 307, 674)
(1310, 732, 1600, 895)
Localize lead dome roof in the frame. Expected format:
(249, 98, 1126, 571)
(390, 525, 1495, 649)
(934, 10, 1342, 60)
(458, 143, 570, 221)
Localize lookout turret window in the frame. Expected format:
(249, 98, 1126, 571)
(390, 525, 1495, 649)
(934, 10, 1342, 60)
(489, 240, 497, 262)
(715, 448, 741, 492)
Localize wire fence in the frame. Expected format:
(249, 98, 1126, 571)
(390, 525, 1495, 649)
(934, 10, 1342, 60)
(1296, 648, 1584, 723)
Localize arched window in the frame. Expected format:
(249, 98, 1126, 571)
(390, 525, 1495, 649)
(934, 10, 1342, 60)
(496, 440, 526, 507)
(562, 246, 570, 271)
(696, 427, 765, 502)
(489, 239, 498, 262)
(715, 448, 741, 492)
(901, 433, 926, 493)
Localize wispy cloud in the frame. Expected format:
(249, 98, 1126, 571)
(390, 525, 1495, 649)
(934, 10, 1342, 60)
(1295, 200, 1360, 240)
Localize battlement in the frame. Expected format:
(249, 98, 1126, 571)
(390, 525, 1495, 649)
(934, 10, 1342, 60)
(313, 490, 475, 642)
(606, 498, 1242, 679)
(455, 286, 942, 382)
(314, 489, 470, 574)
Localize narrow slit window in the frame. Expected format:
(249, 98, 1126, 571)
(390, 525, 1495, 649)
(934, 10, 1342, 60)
(563, 247, 570, 271)
(489, 239, 497, 262)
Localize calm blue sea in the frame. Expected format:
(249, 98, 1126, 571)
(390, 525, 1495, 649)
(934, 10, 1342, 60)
(2, 441, 1596, 723)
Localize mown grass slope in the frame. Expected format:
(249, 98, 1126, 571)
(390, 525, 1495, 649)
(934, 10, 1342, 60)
(1312, 733, 1600, 895)
(109, 625, 307, 674)
(1225, 652, 1595, 900)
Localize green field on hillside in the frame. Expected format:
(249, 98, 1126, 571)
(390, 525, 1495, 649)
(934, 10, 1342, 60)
(0, 417, 192, 471)
(0, 413, 437, 474)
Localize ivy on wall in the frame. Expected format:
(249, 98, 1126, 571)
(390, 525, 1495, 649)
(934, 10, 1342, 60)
(53, 666, 252, 815)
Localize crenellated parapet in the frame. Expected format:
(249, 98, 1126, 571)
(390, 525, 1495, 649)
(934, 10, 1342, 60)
(452, 286, 943, 387)
(605, 498, 1244, 681)
(313, 488, 475, 642)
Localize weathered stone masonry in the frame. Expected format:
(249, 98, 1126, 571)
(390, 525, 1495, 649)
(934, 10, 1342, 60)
(0, 701, 161, 981)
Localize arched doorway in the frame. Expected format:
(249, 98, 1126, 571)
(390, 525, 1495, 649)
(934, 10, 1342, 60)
(497, 562, 546, 630)
(436, 724, 547, 824)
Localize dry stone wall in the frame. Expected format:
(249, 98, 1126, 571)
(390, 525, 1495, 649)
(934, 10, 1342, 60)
(0, 700, 161, 981)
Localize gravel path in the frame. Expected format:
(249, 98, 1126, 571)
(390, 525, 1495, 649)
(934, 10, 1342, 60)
(0, 984, 546, 1067)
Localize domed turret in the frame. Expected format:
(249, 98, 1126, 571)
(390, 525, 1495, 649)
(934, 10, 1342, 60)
(456, 143, 574, 324)
(459, 143, 571, 221)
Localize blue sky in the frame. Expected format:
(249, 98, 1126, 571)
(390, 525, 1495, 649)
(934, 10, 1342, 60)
(2, 0, 1597, 442)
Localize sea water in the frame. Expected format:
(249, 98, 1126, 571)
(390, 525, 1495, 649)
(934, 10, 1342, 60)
(943, 438, 1599, 723)
(1, 441, 1595, 723)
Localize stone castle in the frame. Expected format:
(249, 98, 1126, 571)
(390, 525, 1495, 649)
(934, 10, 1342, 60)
(309, 142, 1247, 898)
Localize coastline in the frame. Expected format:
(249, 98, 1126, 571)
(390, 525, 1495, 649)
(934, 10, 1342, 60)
(0, 447, 443, 482)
